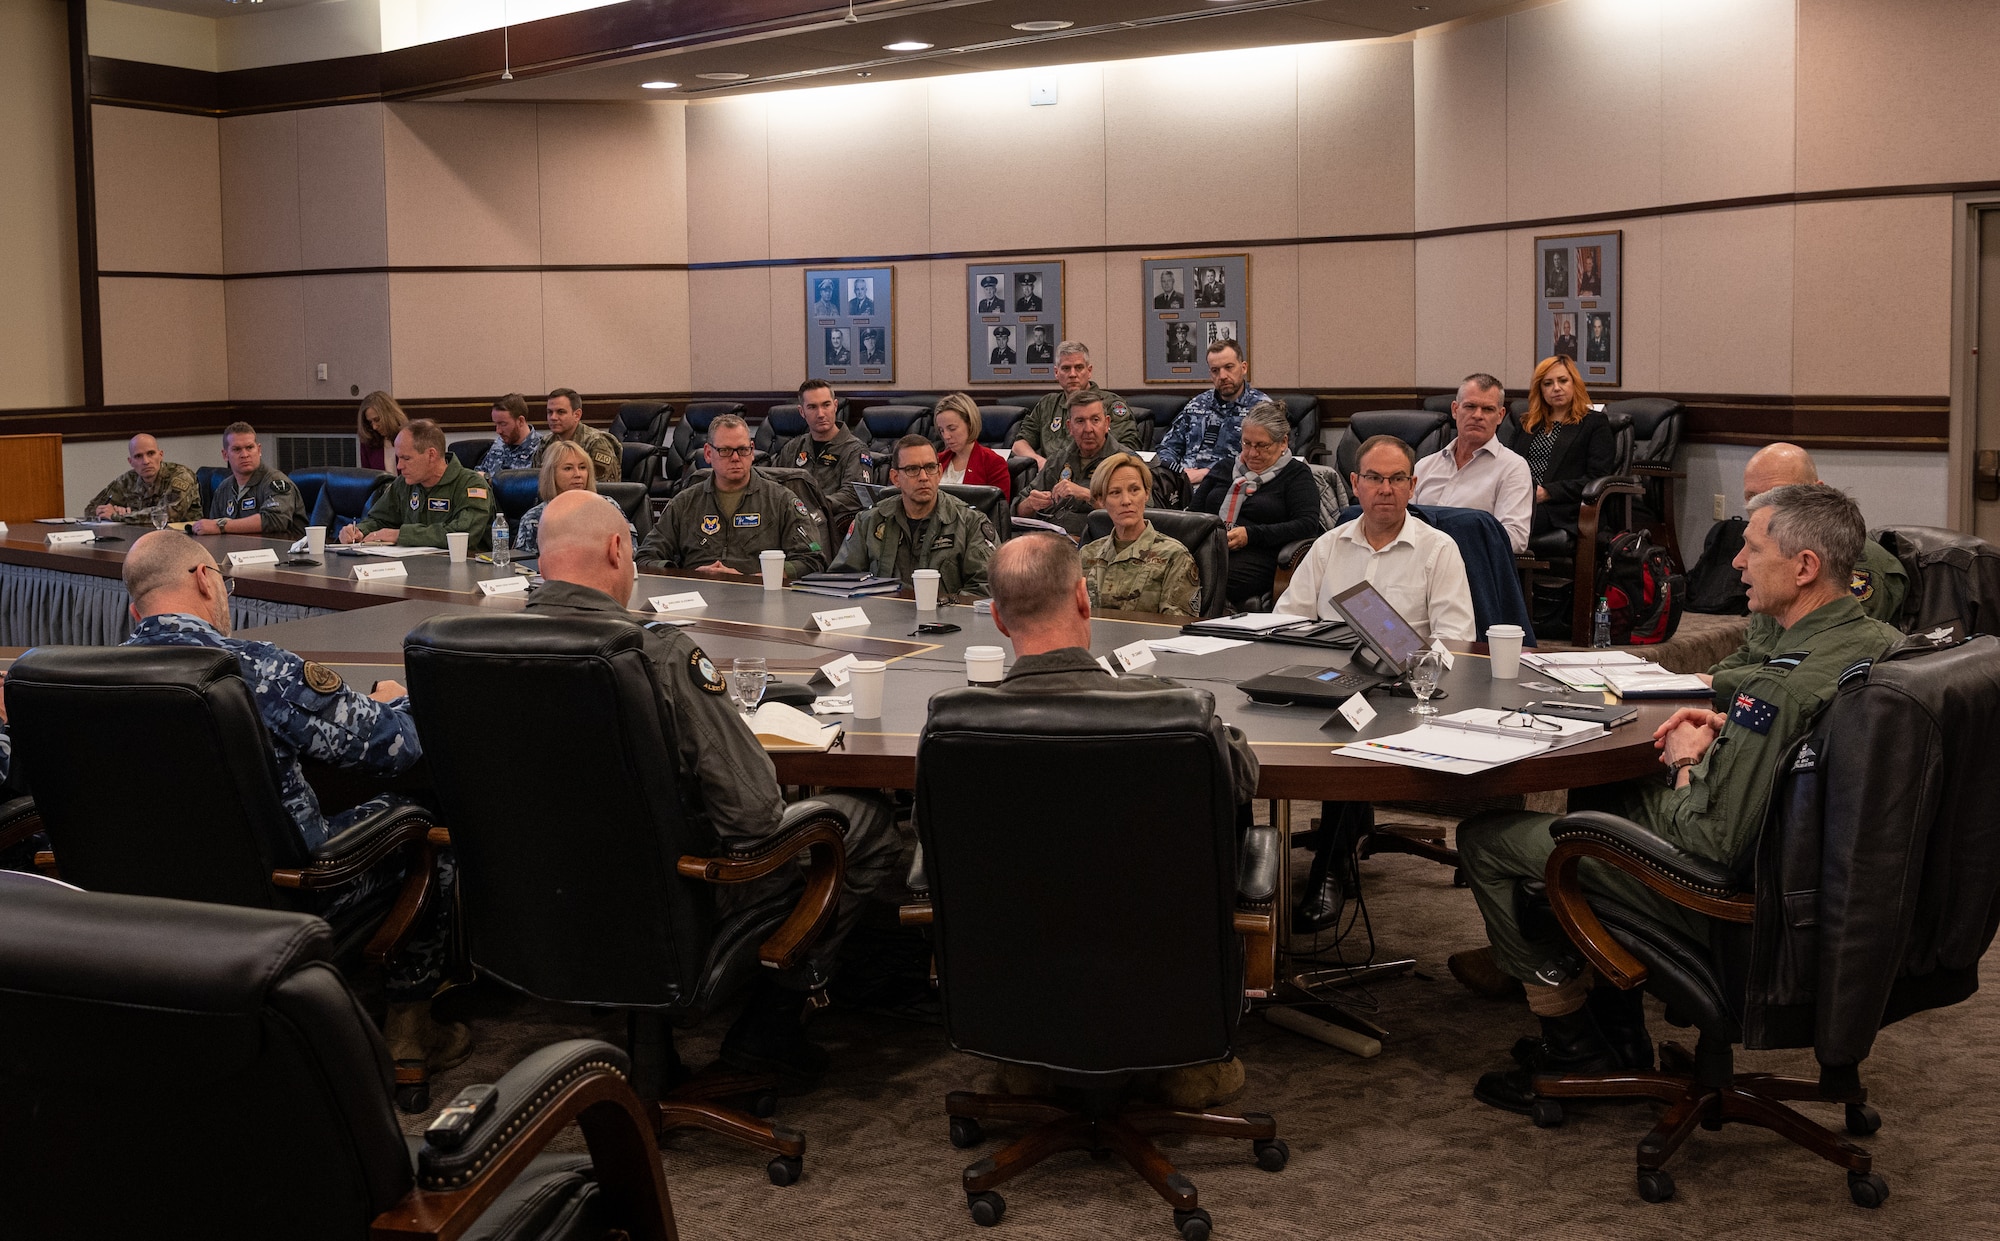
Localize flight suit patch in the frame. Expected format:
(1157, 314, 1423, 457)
(467, 487, 488, 500)
(409, 495, 420, 511)
(428, 498, 450, 511)
(240, 497, 258, 510)
(734, 513, 760, 527)
(1791, 740, 1819, 772)
(797, 451, 810, 466)
(1849, 569, 1873, 601)
(1728, 692, 1777, 735)
(700, 514, 721, 535)
(1763, 650, 1809, 670)
(689, 647, 726, 695)
(933, 534, 955, 550)
(302, 662, 344, 694)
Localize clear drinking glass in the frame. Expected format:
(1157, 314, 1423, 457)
(149, 504, 169, 531)
(1406, 649, 1444, 717)
(730, 657, 768, 720)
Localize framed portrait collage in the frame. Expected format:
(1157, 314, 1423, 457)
(805, 266, 895, 383)
(966, 262, 1064, 383)
(1535, 231, 1621, 385)
(1141, 254, 1248, 383)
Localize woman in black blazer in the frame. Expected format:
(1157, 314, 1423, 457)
(1500, 355, 1616, 542)
(1193, 402, 1323, 606)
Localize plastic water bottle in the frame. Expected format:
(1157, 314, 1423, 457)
(491, 515, 511, 566)
(1591, 596, 1612, 648)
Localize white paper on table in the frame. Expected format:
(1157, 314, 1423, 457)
(350, 545, 446, 557)
(749, 702, 842, 751)
(1147, 634, 1251, 656)
(1193, 611, 1309, 634)
(1343, 724, 1549, 775)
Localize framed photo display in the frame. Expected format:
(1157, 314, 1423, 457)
(967, 262, 1063, 383)
(1535, 231, 1620, 385)
(805, 266, 895, 383)
(1142, 254, 1248, 383)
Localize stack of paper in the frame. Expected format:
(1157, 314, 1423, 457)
(1343, 707, 1606, 775)
(1600, 665, 1713, 698)
(1188, 612, 1315, 635)
(1519, 649, 1651, 691)
(1146, 634, 1251, 656)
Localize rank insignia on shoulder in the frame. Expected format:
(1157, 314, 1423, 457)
(1791, 741, 1819, 772)
(1838, 658, 1875, 690)
(1728, 691, 1777, 735)
(1849, 568, 1873, 601)
(690, 647, 726, 695)
(1763, 650, 1809, 670)
(700, 514, 721, 535)
(302, 662, 344, 694)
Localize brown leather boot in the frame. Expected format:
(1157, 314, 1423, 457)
(385, 1001, 473, 1112)
(1447, 946, 1525, 999)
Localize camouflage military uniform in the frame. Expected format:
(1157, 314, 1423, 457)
(513, 490, 624, 558)
(124, 612, 451, 999)
(475, 429, 546, 477)
(1028, 438, 1134, 537)
(533, 424, 621, 482)
(1708, 538, 1909, 701)
(526, 579, 899, 988)
(352, 457, 495, 551)
(835, 490, 996, 597)
(638, 471, 826, 578)
(208, 464, 307, 539)
(1081, 521, 1200, 617)
(84, 462, 201, 523)
(1018, 390, 1138, 463)
(776, 427, 872, 531)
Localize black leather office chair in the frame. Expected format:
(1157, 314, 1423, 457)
(754, 402, 810, 463)
(858, 405, 932, 481)
(972, 404, 1027, 454)
(402, 613, 850, 1185)
(1422, 393, 1456, 414)
(599, 480, 654, 542)
(986, 391, 1048, 415)
(1520, 636, 2000, 1207)
(1082, 508, 1231, 619)
(0, 878, 679, 1241)
(1272, 392, 1325, 462)
(1876, 526, 2000, 635)
(305, 466, 393, 539)
(195, 464, 227, 513)
(942, 483, 1010, 543)
(1123, 393, 1189, 450)
(1604, 398, 1687, 566)
(446, 438, 491, 472)
(1332, 409, 1452, 478)
(1510, 410, 1644, 640)
(1006, 454, 1039, 501)
(0, 793, 42, 873)
(667, 401, 745, 482)
(492, 469, 540, 530)
(907, 686, 1282, 1237)
(612, 400, 674, 487)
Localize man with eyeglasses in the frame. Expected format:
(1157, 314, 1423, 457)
(1155, 339, 1271, 488)
(835, 435, 996, 597)
(639, 413, 826, 579)
(116, 530, 468, 1088)
(1010, 342, 1138, 470)
(1412, 373, 1533, 553)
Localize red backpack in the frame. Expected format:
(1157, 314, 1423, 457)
(1602, 531, 1685, 645)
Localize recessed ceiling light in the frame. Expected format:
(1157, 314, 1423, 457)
(855, 71, 874, 77)
(696, 71, 750, 82)
(883, 41, 933, 52)
(1012, 20, 1073, 31)
(640, 81, 678, 90)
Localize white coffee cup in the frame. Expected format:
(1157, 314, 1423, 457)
(912, 568, 941, 610)
(965, 644, 1005, 686)
(446, 531, 470, 562)
(849, 660, 887, 718)
(760, 548, 785, 590)
(1487, 624, 1525, 679)
(305, 526, 326, 557)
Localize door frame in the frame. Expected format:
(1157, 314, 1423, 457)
(1949, 192, 2000, 532)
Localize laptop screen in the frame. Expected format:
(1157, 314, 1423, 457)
(1327, 581, 1429, 674)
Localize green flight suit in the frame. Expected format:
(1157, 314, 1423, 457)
(1024, 438, 1133, 537)
(835, 490, 997, 598)
(352, 457, 495, 551)
(1017, 390, 1138, 463)
(638, 471, 826, 579)
(208, 464, 307, 539)
(1708, 538, 1908, 702)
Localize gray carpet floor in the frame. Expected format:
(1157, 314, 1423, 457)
(404, 806, 2000, 1240)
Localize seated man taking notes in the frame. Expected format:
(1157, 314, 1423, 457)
(341, 419, 494, 550)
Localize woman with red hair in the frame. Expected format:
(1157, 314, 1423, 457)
(1500, 355, 1616, 542)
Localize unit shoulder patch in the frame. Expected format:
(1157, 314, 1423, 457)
(302, 662, 344, 694)
(689, 647, 726, 695)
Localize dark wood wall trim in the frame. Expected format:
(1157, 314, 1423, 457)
(68, 0, 102, 408)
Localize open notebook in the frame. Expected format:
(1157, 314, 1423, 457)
(1343, 708, 1606, 776)
(748, 701, 843, 752)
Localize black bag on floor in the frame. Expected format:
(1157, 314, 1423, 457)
(1685, 517, 1750, 615)
(1603, 530, 1685, 645)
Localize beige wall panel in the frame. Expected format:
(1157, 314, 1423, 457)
(384, 103, 542, 266)
(1798, 0, 2000, 191)
(684, 98, 770, 264)
(928, 261, 970, 393)
(86, 0, 216, 73)
(1413, 18, 1507, 232)
(765, 82, 930, 259)
(1503, 227, 1536, 391)
(536, 103, 687, 266)
(297, 104, 389, 269)
(1415, 231, 1507, 390)
(1297, 241, 1415, 389)
(888, 263, 932, 391)
(1659, 205, 1793, 395)
(1614, 217, 1665, 394)
(99, 277, 227, 404)
(1101, 252, 1145, 393)
(928, 65, 1107, 252)
(93, 105, 222, 273)
(0, 0, 83, 409)
(1793, 196, 1954, 396)
(1661, 0, 1795, 203)
(690, 268, 774, 391)
(1103, 48, 1299, 245)
(1296, 41, 1415, 236)
(542, 270, 691, 394)
(1506, 1, 1661, 222)
(224, 276, 306, 400)
(302, 273, 394, 400)
(767, 268, 806, 391)
(388, 272, 545, 398)
(1059, 253, 1111, 393)
(219, 112, 301, 274)
(1247, 246, 1300, 391)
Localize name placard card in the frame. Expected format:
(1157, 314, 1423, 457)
(818, 654, 860, 688)
(353, 561, 408, 581)
(1112, 640, 1157, 673)
(45, 530, 93, 547)
(1096, 655, 1117, 675)
(649, 591, 707, 613)
(478, 576, 530, 597)
(1430, 640, 1456, 671)
(227, 548, 280, 567)
(1336, 692, 1378, 731)
(812, 607, 870, 632)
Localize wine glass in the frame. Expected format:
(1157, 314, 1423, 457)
(1406, 649, 1444, 717)
(149, 504, 169, 531)
(729, 657, 768, 720)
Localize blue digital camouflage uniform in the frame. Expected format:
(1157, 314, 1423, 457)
(123, 613, 453, 999)
(476, 429, 546, 477)
(513, 490, 625, 558)
(1154, 385, 1272, 474)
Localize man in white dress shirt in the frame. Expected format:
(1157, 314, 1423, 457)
(1275, 435, 1475, 642)
(1412, 373, 1533, 553)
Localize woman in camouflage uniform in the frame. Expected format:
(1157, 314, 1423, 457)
(1079, 453, 1199, 618)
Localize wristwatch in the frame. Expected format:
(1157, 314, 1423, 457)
(1667, 755, 1701, 774)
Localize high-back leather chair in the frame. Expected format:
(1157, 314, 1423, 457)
(492, 469, 541, 529)
(599, 480, 654, 541)
(195, 464, 227, 513)
(986, 391, 1048, 415)
(1522, 636, 2000, 1208)
(1272, 392, 1323, 462)
(1604, 397, 1687, 564)
(402, 613, 850, 1185)
(612, 400, 674, 487)
(1082, 508, 1230, 618)
(1507, 410, 1642, 640)
(858, 405, 931, 482)
(1334, 410, 1452, 478)
(941, 483, 1009, 543)
(1422, 393, 1456, 415)
(908, 687, 1282, 1235)
(0, 878, 678, 1241)
(754, 403, 810, 462)
(304, 466, 393, 539)
(971, 404, 1027, 453)
(667, 401, 746, 481)
(446, 437, 491, 472)
(1876, 526, 2000, 635)
(1122, 393, 1189, 450)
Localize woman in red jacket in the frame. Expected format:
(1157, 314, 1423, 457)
(934, 392, 1012, 498)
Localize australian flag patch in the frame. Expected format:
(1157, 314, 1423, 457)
(1729, 691, 1778, 735)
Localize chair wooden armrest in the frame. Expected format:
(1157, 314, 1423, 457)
(1571, 477, 1651, 640)
(1629, 464, 1685, 480)
(0, 800, 43, 854)
(677, 802, 848, 971)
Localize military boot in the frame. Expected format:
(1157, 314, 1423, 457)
(1475, 1009, 1614, 1115)
(719, 978, 830, 1094)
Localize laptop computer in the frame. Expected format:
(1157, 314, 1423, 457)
(1236, 581, 1433, 706)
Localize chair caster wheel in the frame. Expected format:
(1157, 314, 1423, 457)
(1173, 1207, 1212, 1240)
(1530, 1099, 1564, 1129)
(967, 1190, 1005, 1226)
(1848, 1171, 1889, 1208)
(766, 1155, 802, 1187)
(1636, 1168, 1675, 1203)
(1253, 1137, 1289, 1171)
(950, 1117, 985, 1149)
(394, 1082, 430, 1114)
(751, 1093, 778, 1119)
(1452, 867, 1469, 889)
(1845, 1103, 1881, 1137)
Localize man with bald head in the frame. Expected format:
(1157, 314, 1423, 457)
(85, 434, 200, 523)
(526, 491, 897, 1091)
(1703, 442, 1906, 700)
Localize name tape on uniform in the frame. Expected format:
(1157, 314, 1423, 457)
(812, 607, 871, 632)
(1429, 640, 1455, 671)
(819, 654, 860, 688)
(1113, 640, 1157, 673)
(45, 530, 94, 547)
(227, 548, 281, 567)
(353, 561, 408, 582)
(649, 591, 707, 613)
(477, 576, 530, 596)
(1336, 692, 1378, 731)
